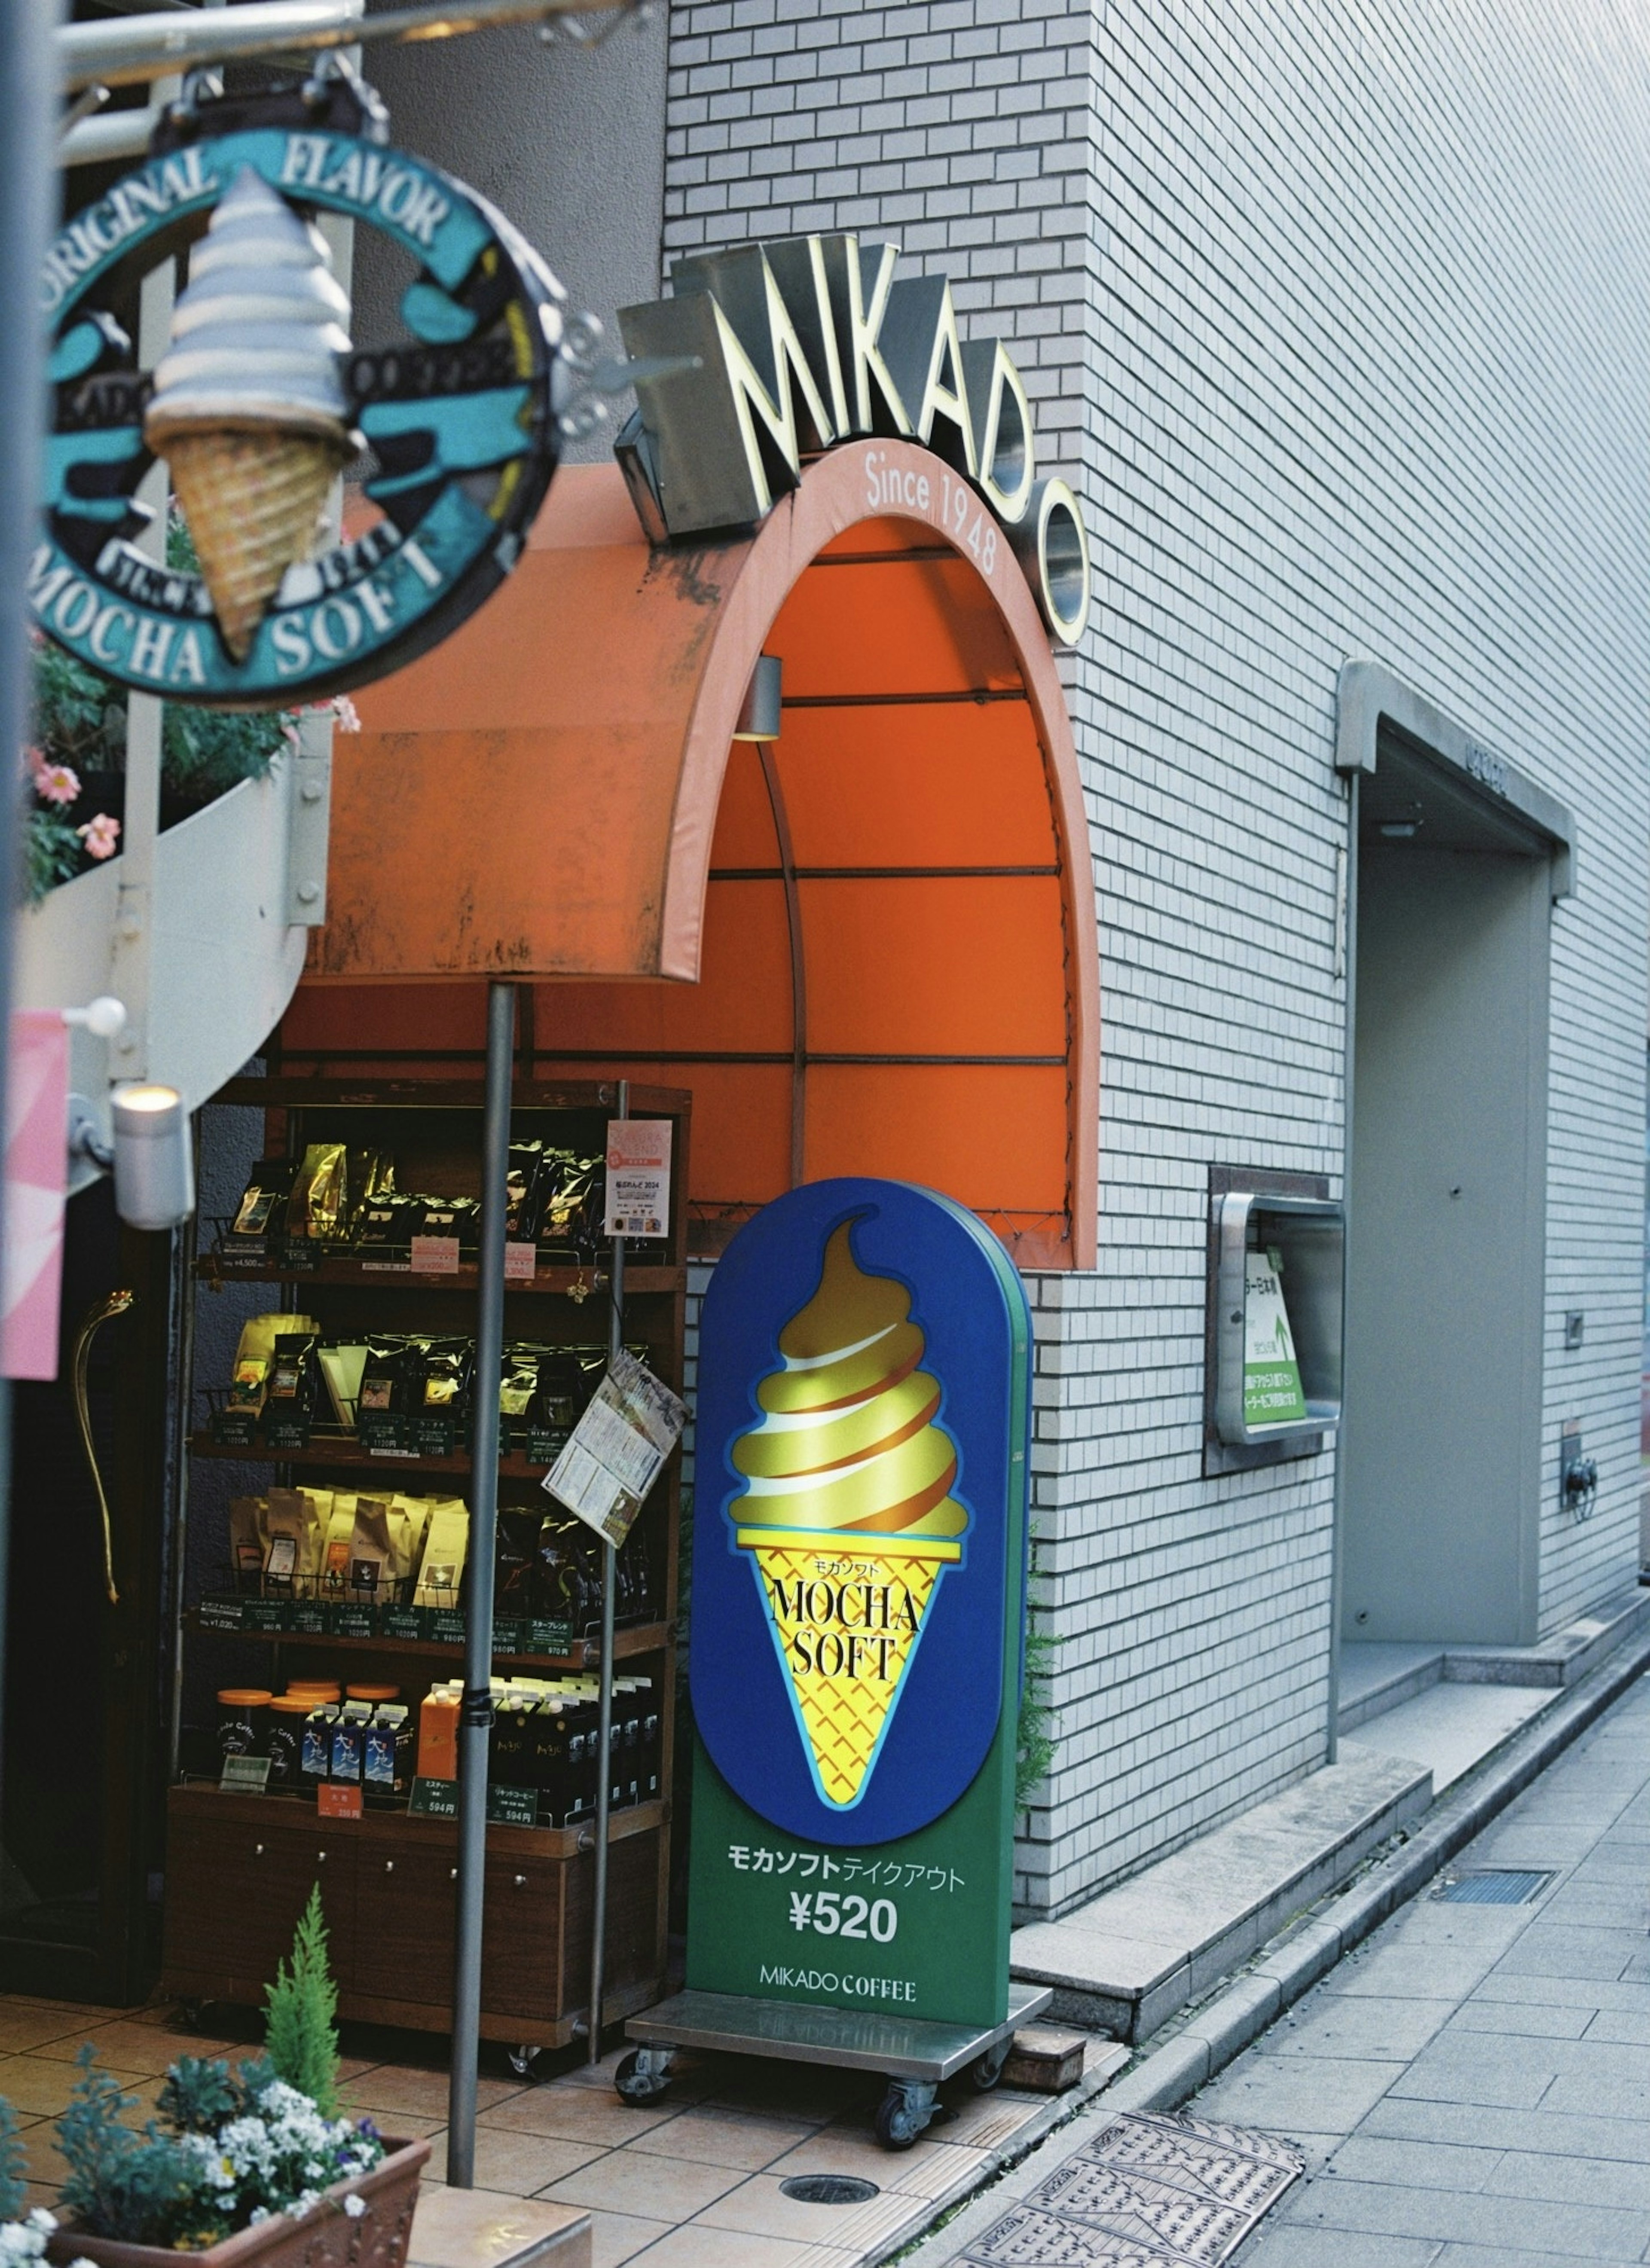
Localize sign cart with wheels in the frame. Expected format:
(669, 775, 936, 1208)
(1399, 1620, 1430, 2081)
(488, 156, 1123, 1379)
(617, 1177, 1038, 2149)
(614, 1979, 1053, 2147)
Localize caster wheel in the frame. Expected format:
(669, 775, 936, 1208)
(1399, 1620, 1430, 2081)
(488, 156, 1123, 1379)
(507, 2045, 544, 2079)
(614, 2048, 673, 2106)
(874, 2079, 936, 2149)
(969, 2043, 1009, 2092)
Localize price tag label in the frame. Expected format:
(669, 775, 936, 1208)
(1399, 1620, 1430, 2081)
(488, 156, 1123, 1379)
(318, 1783, 363, 1819)
(220, 1755, 270, 1794)
(409, 1776, 458, 1819)
(410, 1235, 461, 1274)
(504, 1241, 536, 1280)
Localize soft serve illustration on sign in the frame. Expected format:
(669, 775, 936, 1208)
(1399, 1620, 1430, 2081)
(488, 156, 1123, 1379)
(689, 1180, 1031, 2028)
(728, 1219, 969, 1810)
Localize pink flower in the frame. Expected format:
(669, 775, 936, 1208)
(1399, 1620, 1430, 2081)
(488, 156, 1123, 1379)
(77, 813, 120, 860)
(33, 758, 80, 807)
(331, 695, 362, 733)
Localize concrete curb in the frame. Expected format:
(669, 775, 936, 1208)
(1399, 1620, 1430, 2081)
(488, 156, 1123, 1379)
(894, 1615, 1650, 2262)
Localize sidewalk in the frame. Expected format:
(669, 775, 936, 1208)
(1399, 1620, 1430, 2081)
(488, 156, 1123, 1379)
(908, 1647, 1650, 2268)
(1210, 1657, 1650, 2265)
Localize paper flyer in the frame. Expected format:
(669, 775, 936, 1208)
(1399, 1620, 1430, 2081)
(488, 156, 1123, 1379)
(605, 1119, 672, 1238)
(544, 1346, 687, 1547)
(1243, 1246, 1308, 1425)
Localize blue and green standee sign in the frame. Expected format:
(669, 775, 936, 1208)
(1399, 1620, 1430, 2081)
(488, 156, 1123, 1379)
(689, 1178, 1031, 2030)
(35, 89, 563, 708)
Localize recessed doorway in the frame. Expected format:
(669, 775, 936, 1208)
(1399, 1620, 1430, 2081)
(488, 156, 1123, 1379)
(1341, 713, 1567, 1648)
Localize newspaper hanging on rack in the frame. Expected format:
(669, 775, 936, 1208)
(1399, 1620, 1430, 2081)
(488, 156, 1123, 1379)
(544, 1348, 687, 1548)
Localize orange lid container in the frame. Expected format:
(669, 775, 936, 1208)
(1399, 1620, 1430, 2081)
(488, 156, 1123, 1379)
(346, 1685, 400, 1702)
(217, 1688, 272, 1706)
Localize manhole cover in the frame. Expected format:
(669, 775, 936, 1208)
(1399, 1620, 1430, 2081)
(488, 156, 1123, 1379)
(959, 2112, 1301, 2265)
(1433, 1869, 1554, 1906)
(780, 2175, 880, 2205)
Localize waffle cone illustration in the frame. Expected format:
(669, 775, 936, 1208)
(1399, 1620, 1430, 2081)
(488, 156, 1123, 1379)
(730, 1221, 968, 1807)
(145, 167, 353, 659)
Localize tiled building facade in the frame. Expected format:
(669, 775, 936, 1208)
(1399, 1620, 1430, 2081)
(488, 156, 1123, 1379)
(366, 0, 1650, 1920)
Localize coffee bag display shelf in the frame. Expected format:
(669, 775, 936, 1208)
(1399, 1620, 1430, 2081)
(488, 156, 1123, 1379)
(215, 1077, 687, 1114)
(172, 1075, 688, 2065)
(188, 1431, 578, 1480)
(182, 1609, 669, 1671)
(163, 1783, 665, 2054)
(196, 1258, 684, 1296)
(618, 1983, 1054, 2150)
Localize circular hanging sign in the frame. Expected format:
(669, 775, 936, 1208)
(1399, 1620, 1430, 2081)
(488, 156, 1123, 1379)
(34, 98, 564, 708)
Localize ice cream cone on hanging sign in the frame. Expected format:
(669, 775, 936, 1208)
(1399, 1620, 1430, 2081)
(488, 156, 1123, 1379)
(144, 167, 353, 661)
(730, 1220, 968, 1808)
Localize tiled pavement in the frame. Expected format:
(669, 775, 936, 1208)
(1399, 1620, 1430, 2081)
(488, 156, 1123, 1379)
(0, 1991, 1055, 2267)
(1198, 1664, 1650, 2267)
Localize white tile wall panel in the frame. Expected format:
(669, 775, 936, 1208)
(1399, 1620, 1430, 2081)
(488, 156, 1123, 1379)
(660, 0, 1650, 1918)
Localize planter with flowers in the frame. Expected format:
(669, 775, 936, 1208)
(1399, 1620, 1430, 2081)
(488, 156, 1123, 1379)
(10, 1893, 428, 2268)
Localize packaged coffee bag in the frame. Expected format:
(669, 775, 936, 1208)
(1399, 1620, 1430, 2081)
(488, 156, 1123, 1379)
(317, 1342, 370, 1429)
(539, 1151, 602, 1257)
(286, 1143, 348, 1242)
(504, 1142, 546, 1242)
(357, 1193, 420, 1258)
(348, 1495, 395, 1602)
(415, 1501, 469, 1609)
(321, 1494, 358, 1594)
(235, 1313, 321, 1370)
(229, 1495, 267, 1591)
(495, 1507, 541, 1612)
(262, 1334, 320, 1434)
(419, 1338, 474, 1416)
(264, 1487, 327, 1588)
(386, 1495, 433, 1585)
(228, 1158, 298, 1243)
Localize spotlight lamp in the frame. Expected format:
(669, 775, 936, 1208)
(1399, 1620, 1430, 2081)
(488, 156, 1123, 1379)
(110, 1083, 195, 1230)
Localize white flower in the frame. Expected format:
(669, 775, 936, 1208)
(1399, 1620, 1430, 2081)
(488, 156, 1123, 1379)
(24, 2214, 55, 2235)
(248, 2209, 270, 2227)
(342, 2195, 366, 2219)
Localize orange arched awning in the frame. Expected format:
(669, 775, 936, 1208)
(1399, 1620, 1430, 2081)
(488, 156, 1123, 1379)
(290, 443, 1099, 1267)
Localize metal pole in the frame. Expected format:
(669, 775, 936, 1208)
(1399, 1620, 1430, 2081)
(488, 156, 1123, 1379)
(1326, 773, 1359, 1767)
(58, 0, 631, 92)
(588, 1079, 626, 2063)
(447, 980, 515, 2185)
(0, 0, 56, 1826)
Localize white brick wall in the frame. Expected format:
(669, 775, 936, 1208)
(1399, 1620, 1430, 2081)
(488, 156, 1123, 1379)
(660, 0, 1650, 1919)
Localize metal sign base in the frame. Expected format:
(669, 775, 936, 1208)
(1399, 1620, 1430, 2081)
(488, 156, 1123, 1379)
(616, 1981, 1053, 2149)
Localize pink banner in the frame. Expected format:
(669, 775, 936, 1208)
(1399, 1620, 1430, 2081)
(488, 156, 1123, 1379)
(2, 1012, 67, 1381)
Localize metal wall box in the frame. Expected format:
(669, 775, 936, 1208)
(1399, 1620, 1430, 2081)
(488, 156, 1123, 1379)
(1212, 1192, 1344, 1449)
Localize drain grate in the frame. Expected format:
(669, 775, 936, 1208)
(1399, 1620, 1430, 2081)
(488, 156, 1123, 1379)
(959, 2112, 1302, 2265)
(1434, 1869, 1554, 1906)
(779, 2175, 880, 2205)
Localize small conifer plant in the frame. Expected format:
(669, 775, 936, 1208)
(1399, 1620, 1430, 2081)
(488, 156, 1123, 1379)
(263, 1884, 341, 2118)
(0, 2094, 27, 2223)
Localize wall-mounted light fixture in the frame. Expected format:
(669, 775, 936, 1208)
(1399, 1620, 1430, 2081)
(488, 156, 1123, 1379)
(111, 1083, 194, 1230)
(733, 653, 782, 743)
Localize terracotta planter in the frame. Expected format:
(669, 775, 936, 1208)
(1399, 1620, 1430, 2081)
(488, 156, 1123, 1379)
(45, 2136, 430, 2268)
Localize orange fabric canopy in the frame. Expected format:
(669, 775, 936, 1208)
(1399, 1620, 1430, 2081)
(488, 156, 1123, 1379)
(292, 444, 1099, 1266)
